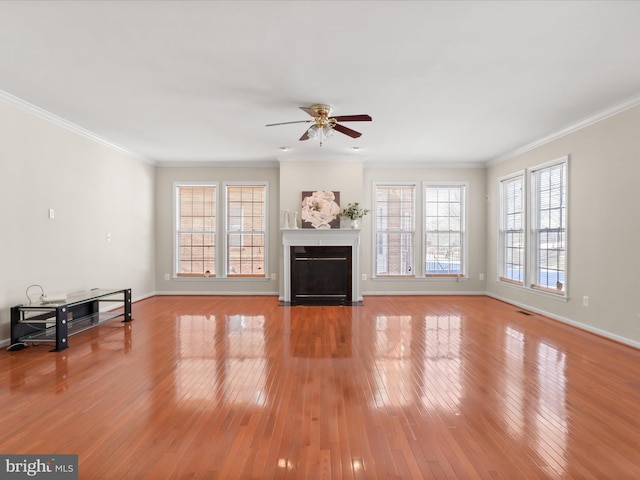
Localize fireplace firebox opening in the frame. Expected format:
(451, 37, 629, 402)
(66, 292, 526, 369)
(290, 245, 352, 306)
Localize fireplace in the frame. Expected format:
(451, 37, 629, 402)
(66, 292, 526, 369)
(282, 229, 361, 305)
(290, 246, 352, 305)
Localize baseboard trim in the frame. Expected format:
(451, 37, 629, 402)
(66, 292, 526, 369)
(363, 290, 486, 296)
(486, 292, 640, 350)
(153, 291, 279, 297)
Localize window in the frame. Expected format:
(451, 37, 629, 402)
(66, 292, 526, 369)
(226, 184, 266, 277)
(374, 184, 415, 276)
(531, 161, 567, 294)
(500, 175, 525, 284)
(176, 185, 216, 277)
(424, 184, 466, 276)
(497, 156, 568, 297)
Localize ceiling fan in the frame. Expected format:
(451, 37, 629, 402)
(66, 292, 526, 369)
(266, 104, 372, 146)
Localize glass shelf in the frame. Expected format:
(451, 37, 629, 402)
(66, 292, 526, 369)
(19, 311, 124, 343)
(25, 288, 126, 308)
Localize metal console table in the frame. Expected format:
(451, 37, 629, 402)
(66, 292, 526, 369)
(9, 288, 132, 351)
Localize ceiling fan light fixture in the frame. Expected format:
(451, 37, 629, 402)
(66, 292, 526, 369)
(266, 104, 372, 147)
(307, 125, 319, 139)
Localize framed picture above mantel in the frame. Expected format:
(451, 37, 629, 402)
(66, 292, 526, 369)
(300, 190, 341, 229)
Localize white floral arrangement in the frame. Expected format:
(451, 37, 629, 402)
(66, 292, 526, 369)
(341, 202, 370, 220)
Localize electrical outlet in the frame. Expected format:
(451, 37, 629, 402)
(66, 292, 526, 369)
(48, 208, 55, 219)
(164, 273, 170, 281)
(479, 273, 484, 281)
(583, 296, 589, 307)
(271, 273, 276, 280)
(362, 273, 367, 281)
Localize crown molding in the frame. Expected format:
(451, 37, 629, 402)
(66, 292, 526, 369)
(0, 89, 151, 164)
(488, 92, 640, 166)
(364, 159, 485, 169)
(156, 159, 280, 168)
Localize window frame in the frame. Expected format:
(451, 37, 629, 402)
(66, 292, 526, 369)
(499, 172, 525, 286)
(423, 182, 468, 278)
(372, 182, 417, 278)
(223, 181, 268, 278)
(173, 182, 219, 279)
(529, 158, 568, 296)
(497, 156, 569, 299)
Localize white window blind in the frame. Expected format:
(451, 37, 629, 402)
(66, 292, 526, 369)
(226, 184, 266, 277)
(501, 175, 524, 284)
(374, 185, 415, 276)
(424, 185, 465, 276)
(176, 185, 216, 277)
(531, 162, 567, 293)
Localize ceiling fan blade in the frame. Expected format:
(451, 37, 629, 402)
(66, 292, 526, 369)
(333, 123, 362, 139)
(332, 114, 372, 122)
(299, 128, 312, 141)
(266, 120, 312, 127)
(299, 106, 320, 117)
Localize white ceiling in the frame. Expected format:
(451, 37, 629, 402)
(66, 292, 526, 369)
(2, 0, 640, 166)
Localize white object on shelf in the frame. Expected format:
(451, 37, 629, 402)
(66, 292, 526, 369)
(283, 210, 290, 229)
(41, 294, 67, 304)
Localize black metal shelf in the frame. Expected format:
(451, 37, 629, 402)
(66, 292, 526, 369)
(10, 288, 132, 351)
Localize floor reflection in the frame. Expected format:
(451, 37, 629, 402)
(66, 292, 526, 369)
(369, 313, 463, 410)
(175, 313, 267, 406)
(421, 314, 462, 411)
(535, 341, 568, 475)
(500, 325, 568, 476)
(372, 315, 413, 407)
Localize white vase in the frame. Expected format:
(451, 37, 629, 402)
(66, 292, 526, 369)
(351, 218, 360, 229)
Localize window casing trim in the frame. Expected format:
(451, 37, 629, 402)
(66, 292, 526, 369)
(372, 182, 417, 279)
(223, 181, 269, 279)
(173, 181, 270, 281)
(498, 171, 526, 286)
(173, 182, 219, 279)
(423, 181, 469, 278)
(528, 156, 568, 297)
(497, 155, 569, 299)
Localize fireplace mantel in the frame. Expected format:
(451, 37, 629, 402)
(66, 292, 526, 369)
(282, 229, 361, 304)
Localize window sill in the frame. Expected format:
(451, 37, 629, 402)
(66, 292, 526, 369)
(372, 275, 469, 282)
(172, 275, 269, 281)
(499, 277, 524, 287)
(498, 278, 568, 302)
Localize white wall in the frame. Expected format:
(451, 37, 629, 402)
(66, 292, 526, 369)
(154, 165, 280, 294)
(0, 99, 156, 342)
(155, 158, 490, 301)
(154, 159, 362, 297)
(278, 157, 364, 223)
(362, 165, 487, 295)
(278, 157, 364, 297)
(486, 104, 640, 346)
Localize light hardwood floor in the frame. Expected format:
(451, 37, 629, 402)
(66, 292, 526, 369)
(1, 295, 639, 479)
